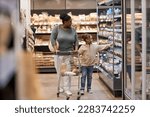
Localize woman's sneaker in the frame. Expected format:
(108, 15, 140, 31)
(59, 88, 64, 93)
(65, 90, 72, 96)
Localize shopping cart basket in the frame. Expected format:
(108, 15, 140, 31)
(55, 51, 81, 100)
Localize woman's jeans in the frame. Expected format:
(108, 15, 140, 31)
(81, 66, 93, 91)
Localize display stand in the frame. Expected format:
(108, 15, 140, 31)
(96, 0, 123, 97)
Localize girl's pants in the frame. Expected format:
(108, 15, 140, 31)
(80, 66, 93, 91)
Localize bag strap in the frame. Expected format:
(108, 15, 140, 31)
(48, 25, 59, 52)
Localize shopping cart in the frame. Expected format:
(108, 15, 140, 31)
(55, 51, 81, 100)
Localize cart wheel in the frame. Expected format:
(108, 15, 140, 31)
(66, 97, 70, 100)
(77, 92, 80, 95)
(77, 96, 80, 100)
(57, 93, 59, 97)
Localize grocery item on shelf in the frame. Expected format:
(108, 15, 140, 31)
(31, 12, 97, 33)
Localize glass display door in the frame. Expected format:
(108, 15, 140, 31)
(123, 0, 150, 100)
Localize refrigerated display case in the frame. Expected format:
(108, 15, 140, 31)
(96, 0, 123, 97)
(123, 0, 150, 100)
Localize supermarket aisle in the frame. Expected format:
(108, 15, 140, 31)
(38, 73, 122, 100)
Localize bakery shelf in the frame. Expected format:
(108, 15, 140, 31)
(35, 32, 51, 35)
(31, 22, 97, 26)
(34, 30, 97, 35)
(77, 30, 97, 33)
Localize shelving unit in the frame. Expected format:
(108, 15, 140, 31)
(31, 9, 97, 73)
(96, 0, 122, 97)
(33, 32, 55, 73)
(26, 29, 35, 52)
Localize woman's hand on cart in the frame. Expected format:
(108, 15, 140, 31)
(55, 50, 78, 55)
(72, 50, 78, 55)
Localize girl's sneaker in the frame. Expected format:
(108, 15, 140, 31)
(87, 89, 93, 94)
(59, 88, 64, 93)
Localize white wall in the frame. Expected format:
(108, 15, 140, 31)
(20, 0, 31, 26)
(31, 0, 96, 9)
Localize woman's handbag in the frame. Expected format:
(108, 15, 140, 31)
(48, 25, 59, 52)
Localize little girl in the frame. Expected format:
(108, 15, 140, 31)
(78, 33, 112, 95)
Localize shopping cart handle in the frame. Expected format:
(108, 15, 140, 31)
(56, 51, 78, 55)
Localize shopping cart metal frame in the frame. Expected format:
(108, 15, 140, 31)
(55, 51, 81, 100)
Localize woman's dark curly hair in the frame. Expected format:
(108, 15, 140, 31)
(59, 13, 71, 23)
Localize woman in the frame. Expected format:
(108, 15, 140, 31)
(50, 13, 79, 96)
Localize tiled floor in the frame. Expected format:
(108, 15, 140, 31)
(38, 73, 122, 100)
